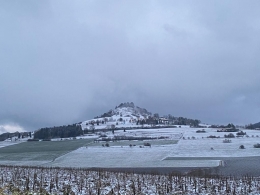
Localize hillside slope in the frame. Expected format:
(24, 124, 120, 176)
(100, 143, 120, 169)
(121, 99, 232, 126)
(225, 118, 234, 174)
(81, 102, 153, 131)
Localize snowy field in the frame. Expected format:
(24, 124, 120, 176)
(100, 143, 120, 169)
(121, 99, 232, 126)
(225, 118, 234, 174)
(48, 145, 221, 168)
(46, 127, 260, 169)
(0, 141, 21, 148)
(1, 127, 260, 170)
(168, 127, 260, 157)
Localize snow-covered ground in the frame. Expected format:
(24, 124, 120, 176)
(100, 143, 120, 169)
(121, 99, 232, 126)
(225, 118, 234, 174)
(1, 127, 260, 169)
(2, 126, 260, 194)
(96, 128, 182, 141)
(48, 145, 221, 168)
(168, 127, 260, 157)
(0, 140, 23, 148)
(46, 127, 260, 169)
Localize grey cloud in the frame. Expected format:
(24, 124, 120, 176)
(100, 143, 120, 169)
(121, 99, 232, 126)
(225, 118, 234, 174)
(1, 0, 260, 131)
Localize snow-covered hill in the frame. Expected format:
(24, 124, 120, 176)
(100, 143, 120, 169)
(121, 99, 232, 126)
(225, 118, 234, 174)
(81, 102, 205, 131)
(101, 102, 152, 118)
(81, 102, 153, 131)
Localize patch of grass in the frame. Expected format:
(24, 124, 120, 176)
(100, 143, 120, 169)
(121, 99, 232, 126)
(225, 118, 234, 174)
(0, 139, 94, 161)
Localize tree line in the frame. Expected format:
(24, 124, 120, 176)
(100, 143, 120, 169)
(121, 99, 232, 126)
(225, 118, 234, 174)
(245, 122, 260, 129)
(34, 124, 82, 139)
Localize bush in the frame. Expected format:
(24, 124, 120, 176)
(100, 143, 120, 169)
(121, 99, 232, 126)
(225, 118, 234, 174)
(207, 135, 220, 138)
(27, 139, 39, 141)
(144, 143, 151, 147)
(196, 129, 206, 133)
(239, 145, 245, 149)
(217, 128, 238, 132)
(254, 143, 260, 148)
(237, 131, 246, 136)
(224, 133, 235, 138)
(105, 143, 109, 147)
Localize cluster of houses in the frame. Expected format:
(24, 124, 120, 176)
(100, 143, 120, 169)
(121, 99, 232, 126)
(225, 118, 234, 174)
(4, 132, 33, 141)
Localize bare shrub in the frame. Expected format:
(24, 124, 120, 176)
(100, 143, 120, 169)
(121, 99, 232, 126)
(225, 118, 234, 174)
(254, 143, 260, 148)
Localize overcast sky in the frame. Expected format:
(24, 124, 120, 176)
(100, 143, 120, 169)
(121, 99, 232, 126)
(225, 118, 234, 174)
(1, 0, 260, 132)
